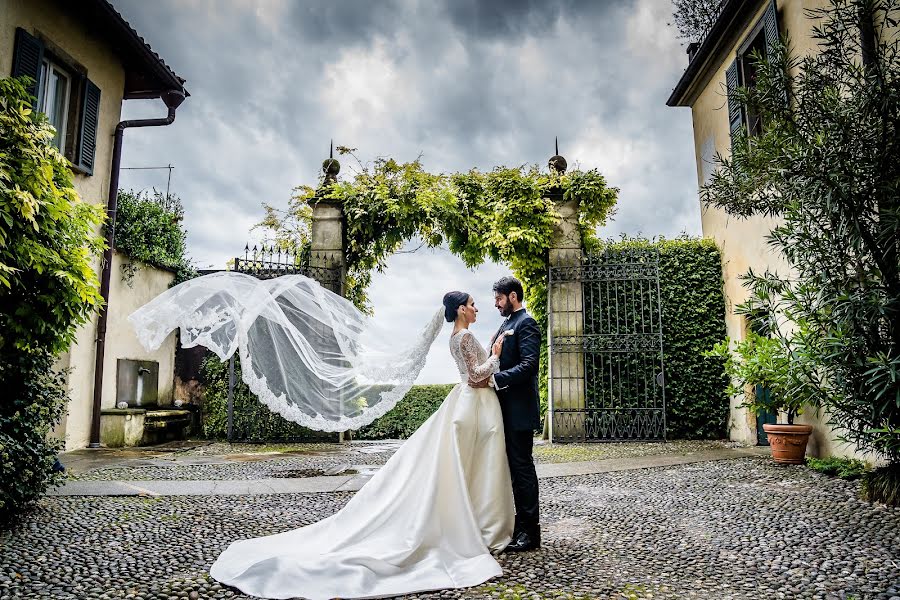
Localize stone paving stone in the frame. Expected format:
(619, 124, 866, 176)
(3, 457, 898, 600)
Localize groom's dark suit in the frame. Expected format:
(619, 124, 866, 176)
(490, 308, 541, 534)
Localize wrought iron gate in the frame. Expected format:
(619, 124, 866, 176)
(225, 245, 342, 443)
(549, 247, 666, 442)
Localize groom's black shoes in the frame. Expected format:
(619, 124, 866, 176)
(504, 526, 540, 552)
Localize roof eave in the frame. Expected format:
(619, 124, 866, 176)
(666, 0, 764, 107)
(58, 0, 189, 97)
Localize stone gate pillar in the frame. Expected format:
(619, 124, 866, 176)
(307, 151, 349, 441)
(307, 153, 347, 296)
(547, 151, 585, 442)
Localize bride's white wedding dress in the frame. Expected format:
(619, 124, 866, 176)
(209, 329, 515, 600)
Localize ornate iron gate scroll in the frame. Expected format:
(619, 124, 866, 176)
(225, 245, 342, 443)
(549, 248, 666, 442)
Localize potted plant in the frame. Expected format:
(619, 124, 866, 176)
(708, 332, 814, 464)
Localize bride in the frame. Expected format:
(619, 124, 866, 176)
(130, 277, 515, 600)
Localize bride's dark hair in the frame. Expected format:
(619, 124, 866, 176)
(442, 291, 470, 323)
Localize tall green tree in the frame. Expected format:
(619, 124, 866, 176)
(669, 0, 725, 43)
(702, 0, 900, 502)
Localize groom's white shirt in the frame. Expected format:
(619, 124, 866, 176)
(489, 306, 526, 390)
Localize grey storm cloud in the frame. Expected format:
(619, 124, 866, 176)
(110, 0, 701, 382)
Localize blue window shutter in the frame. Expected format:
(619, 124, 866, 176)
(77, 79, 101, 176)
(11, 27, 44, 105)
(726, 58, 745, 152)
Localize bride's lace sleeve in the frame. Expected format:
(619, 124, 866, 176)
(460, 331, 499, 383)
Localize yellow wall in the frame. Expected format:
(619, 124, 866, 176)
(2, 0, 178, 449)
(686, 0, 881, 461)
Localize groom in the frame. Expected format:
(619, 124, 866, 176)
(470, 275, 541, 552)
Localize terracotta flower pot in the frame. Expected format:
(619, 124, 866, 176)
(762, 423, 814, 464)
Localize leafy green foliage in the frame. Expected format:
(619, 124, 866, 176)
(600, 237, 729, 439)
(701, 0, 900, 462)
(306, 157, 617, 318)
(355, 385, 455, 439)
(707, 332, 805, 423)
(0, 350, 68, 527)
(861, 463, 900, 506)
(199, 355, 331, 441)
(114, 189, 198, 285)
(806, 456, 870, 480)
(0, 76, 104, 356)
(200, 355, 452, 441)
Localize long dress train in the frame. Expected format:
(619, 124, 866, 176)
(209, 329, 515, 600)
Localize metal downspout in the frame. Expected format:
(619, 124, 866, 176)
(88, 90, 186, 448)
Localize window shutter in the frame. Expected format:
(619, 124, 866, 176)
(11, 27, 44, 104)
(762, 0, 780, 56)
(76, 79, 101, 176)
(726, 58, 745, 152)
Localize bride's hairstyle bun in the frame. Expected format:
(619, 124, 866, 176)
(442, 291, 470, 322)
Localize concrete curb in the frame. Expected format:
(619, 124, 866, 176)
(50, 447, 770, 497)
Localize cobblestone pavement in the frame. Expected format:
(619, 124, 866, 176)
(68, 440, 741, 482)
(3, 457, 898, 600)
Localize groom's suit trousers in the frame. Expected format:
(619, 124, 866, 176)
(504, 429, 540, 528)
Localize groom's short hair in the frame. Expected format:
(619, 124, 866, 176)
(493, 276, 524, 302)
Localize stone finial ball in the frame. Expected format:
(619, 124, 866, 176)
(322, 157, 341, 176)
(549, 155, 567, 173)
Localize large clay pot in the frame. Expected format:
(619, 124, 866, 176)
(762, 423, 814, 464)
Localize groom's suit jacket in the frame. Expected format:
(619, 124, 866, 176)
(491, 309, 541, 431)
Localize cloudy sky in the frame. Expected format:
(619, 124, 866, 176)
(112, 0, 701, 383)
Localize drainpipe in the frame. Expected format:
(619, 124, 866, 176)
(88, 89, 186, 448)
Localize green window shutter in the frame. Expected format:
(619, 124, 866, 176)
(762, 0, 780, 56)
(11, 27, 45, 104)
(76, 79, 101, 176)
(726, 58, 745, 152)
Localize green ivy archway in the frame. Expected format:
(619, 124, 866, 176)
(260, 152, 619, 413)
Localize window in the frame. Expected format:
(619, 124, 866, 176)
(38, 58, 72, 152)
(11, 28, 101, 175)
(740, 30, 768, 138)
(726, 0, 781, 150)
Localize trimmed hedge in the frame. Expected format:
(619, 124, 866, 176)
(200, 355, 332, 441)
(596, 237, 729, 439)
(355, 385, 455, 439)
(200, 354, 454, 441)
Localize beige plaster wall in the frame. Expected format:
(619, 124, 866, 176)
(687, 0, 877, 461)
(60, 254, 176, 450)
(2, 0, 180, 449)
(105, 253, 177, 409)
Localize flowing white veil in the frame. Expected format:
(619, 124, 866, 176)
(129, 272, 445, 432)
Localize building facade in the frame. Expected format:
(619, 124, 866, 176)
(1, 0, 188, 449)
(666, 0, 878, 459)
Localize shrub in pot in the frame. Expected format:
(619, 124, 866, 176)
(708, 332, 815, 464)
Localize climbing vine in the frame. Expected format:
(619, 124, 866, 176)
(260, 151, 618, 420)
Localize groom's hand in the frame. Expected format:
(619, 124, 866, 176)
(468, 378, 490, 388)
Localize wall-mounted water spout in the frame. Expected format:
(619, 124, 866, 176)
(116, 360, 159, 407)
